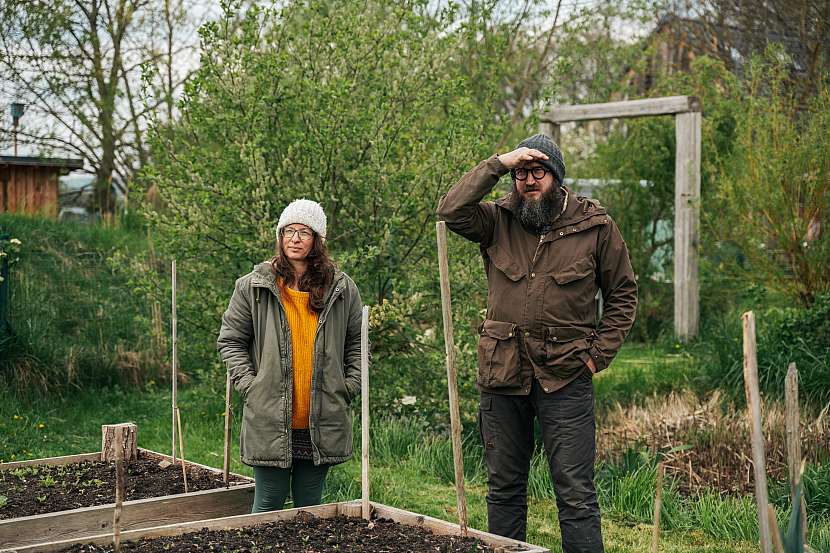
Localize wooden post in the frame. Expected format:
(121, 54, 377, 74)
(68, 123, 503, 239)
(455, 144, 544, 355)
(742, 311, 772, 553)
(436, 221, 468, 537)
(171, 259, 178, 463)
(767, 504, 785, 553)
(785, 363, 808, 543)
(176, 407, 188, 494)
(539, 120, 561, 145)
(674, 111, 701, 342)
(112, 431, 124, 553)
(651, 462, 665, 553)
(101, 424, 137, 462)
(223, 371, 232, 487)
(360, 306, 370, 521)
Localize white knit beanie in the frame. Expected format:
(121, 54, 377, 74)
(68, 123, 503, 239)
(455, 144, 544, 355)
(276, 198, 327, 239)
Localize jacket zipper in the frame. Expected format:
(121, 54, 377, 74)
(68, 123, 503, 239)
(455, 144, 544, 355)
(532, 233, 545, 264)
(308, 277, 346, 463)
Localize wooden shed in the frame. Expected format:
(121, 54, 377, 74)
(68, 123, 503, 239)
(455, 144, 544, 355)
(0, 156, 84, 217)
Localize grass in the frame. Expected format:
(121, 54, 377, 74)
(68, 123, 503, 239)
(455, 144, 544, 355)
(5, 369, 829, 552)
(0, 213, 163, 396)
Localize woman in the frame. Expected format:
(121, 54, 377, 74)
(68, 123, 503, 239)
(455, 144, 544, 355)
(217, 198, 363, 512)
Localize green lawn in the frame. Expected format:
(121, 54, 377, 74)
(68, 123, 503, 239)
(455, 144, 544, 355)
(0, 343, 776, 553)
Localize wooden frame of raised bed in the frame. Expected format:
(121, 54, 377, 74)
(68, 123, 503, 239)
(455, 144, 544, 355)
(0, 448, 254, 550)
(2, 500, 548, 553)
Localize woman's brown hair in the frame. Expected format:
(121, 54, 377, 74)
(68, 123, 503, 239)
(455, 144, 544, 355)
(271, 231, 336, 313)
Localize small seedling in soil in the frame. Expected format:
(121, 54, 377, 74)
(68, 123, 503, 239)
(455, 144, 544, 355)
(0, 452, 245, 519)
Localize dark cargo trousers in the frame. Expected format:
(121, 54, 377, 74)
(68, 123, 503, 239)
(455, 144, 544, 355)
(479, 370, 603, 552)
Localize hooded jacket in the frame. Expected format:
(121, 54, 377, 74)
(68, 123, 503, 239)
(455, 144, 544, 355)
(217, 262, 362, 466)
(437, 155, 637, 394)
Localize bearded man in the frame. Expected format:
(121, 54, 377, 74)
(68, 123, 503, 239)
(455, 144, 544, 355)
(437, 134, 637, 552)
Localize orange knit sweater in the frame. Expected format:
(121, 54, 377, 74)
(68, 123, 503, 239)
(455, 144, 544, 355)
(279, 284, 319, 430)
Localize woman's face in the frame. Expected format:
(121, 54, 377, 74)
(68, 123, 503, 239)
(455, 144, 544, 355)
(281, 223, 315, 262)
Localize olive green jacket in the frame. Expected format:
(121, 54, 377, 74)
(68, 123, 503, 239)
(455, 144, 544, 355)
(217, 262, 362, 467)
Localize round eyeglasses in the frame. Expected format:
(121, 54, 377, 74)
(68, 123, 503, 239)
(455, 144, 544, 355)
(511, 166, 548, 181)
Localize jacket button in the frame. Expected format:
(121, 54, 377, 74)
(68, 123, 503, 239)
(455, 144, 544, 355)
(530, 272, 535, 278)
(559, 231, 564, 236)
(552, 336, 557, 341)
(508, 332, 513, 337)
(524, 331, 530, 337)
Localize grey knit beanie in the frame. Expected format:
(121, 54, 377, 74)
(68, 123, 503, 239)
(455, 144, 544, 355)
(277, 198, 327, 239)
(516, 134, 566, 185)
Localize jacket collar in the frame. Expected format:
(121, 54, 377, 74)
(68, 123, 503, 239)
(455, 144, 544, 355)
(250, 261, 344, 305)
(494, 185, 607, 231)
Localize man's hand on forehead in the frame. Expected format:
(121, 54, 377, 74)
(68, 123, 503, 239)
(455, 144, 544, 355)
(497, 147, 549, 170)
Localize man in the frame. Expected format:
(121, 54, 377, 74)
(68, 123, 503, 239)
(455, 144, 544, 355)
(437, 134, 637, 552)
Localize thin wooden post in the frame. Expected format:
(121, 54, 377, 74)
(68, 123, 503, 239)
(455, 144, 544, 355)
(742, 311, 772, 553)
(112, 431, 124, 553)
(171, 259, 178, 463)
(767, 504, 785, 553)
(176, 407, 188, 494)
(223, 371, 232, 487)
(360, 306, 370, 521)
(674, 111, 701, 342)
(651, 462, 665, 553)
(785, 363, 808, 543)
(436, 221, 468, 537)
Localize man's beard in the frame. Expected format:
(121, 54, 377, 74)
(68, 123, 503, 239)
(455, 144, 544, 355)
(517, 185, 565, 233)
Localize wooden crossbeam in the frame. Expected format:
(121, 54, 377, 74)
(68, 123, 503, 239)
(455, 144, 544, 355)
(542, 95, 700, 123)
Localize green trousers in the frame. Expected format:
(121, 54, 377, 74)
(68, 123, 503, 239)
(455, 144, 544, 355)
(251, 460, 330, 513)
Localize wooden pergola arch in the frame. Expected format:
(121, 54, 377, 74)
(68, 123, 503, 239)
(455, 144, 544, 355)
(539, 96, 702, 341)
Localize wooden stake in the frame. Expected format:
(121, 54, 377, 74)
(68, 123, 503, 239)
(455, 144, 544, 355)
(112, 431, 124, 553)
(101, 423, 137, 462)
(176, 406, 188, 494)
(223, 371, 232, 487)
(436, 221, 468, 537)
(785, 362, 808, 543)
(767, 503, 785, 553)
(742, 311, 772, 553)
(360, 306, 370, 521)
(651, 462, 665, 553)
(171, 259, 178, 463)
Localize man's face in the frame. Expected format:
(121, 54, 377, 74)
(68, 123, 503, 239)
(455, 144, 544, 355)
(514, 162, 556, 201)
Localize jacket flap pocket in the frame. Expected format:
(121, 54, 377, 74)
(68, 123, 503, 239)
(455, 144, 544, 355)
(480, 319, 517, 340)
(546, 326, 591, 342)
(552, 255, 595, 285)
(486, 244, 525, 282)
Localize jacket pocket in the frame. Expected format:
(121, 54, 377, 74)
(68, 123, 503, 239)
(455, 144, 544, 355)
(544, 326, 592, 375)
(486, 244, 525, 282)
(552, 255, 595, 285)
(477, 319, 522, 388)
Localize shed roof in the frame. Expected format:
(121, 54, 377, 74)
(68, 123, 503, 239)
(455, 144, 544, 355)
(0, 156, 84, 170)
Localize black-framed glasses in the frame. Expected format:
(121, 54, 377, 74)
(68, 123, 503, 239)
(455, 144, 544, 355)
(282, 228, 314, 241)
(511, 166, 548, 181)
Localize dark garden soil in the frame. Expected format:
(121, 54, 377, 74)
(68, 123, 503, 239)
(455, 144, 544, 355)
(0, 451, 246, 519)
(61, 512, 497, 552)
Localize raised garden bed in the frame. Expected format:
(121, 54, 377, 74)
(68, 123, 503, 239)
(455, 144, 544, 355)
(0, 448, 253, 550)
(3, 501, 548, 553)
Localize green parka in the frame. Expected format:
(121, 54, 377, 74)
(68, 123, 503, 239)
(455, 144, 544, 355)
(217, 262, 362, 467)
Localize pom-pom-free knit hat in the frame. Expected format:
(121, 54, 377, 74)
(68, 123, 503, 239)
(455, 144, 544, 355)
(516, 134, 566, 186)
(277, 199, 327, 239)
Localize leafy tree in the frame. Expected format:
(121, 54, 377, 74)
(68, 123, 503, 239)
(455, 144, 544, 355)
(715, 48, 830, 305)
(0, 0, 202, 213)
